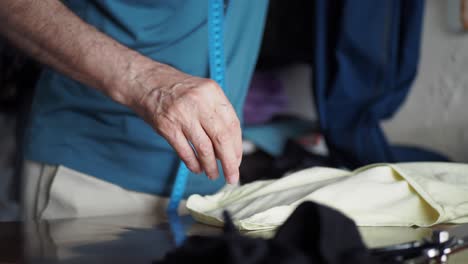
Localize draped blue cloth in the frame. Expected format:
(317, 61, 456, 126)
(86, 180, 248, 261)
(313, 0, 448, 168)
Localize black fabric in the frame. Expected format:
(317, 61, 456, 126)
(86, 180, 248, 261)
(0, 39, 40, 202)
(256, 0, 314, 70)
(240, 140, 332, 184)
(155, 202, 385, 264)
(0, 39, 39, 114)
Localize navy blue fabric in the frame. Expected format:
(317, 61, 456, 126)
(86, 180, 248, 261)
(313, 0, 449, 168)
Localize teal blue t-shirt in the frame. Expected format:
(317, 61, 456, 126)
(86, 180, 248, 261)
(25, 0, 268, 198)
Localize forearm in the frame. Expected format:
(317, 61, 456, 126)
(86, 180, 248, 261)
(0, 0, 159, 106)
(0, 0, 242, 183)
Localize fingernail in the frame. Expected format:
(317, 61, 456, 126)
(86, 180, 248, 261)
(227, 174, 238, 185)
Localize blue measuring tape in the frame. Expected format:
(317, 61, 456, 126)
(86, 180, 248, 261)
(167, 0, 227, 214)
(207, 0, 227, 89)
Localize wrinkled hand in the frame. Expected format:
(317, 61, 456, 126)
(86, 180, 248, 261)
(126, 62, 242, 184)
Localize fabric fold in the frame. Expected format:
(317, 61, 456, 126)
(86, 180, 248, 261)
(187, 162, 468, 230)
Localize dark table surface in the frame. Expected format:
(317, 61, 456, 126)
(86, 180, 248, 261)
(1, 214, 467, 263)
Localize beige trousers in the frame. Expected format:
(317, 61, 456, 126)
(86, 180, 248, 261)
(21, 161, 187, 220)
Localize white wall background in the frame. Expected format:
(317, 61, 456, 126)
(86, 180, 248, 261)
(382, 0, 468, 162)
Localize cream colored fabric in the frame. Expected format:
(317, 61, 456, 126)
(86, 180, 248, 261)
(22, 161, 187, 220)
(186, 162, 468, 230)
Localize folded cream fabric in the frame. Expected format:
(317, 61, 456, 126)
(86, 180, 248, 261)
(186, 162, 468, 230)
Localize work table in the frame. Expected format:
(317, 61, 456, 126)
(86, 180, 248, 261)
(0, 214, 467, 263)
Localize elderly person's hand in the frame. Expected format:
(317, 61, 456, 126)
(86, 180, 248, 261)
(0, 0, 241, 184)
(121, 60, 242, 184)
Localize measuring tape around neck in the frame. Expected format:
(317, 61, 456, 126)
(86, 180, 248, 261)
(167, 0, 227, 214)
